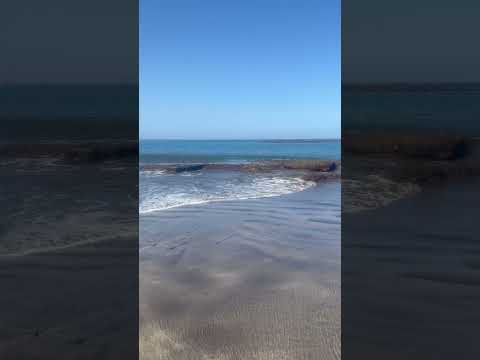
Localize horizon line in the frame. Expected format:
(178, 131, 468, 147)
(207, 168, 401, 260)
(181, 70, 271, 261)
(140, 138, 340, 141)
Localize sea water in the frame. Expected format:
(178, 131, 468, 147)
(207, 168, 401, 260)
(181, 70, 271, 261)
(139, 139, 340, 213)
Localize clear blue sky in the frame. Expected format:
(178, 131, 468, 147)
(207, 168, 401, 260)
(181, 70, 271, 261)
(140, 0, 340, 140)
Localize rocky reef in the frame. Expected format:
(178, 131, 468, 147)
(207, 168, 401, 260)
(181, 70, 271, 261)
(142, 159, 341, 183)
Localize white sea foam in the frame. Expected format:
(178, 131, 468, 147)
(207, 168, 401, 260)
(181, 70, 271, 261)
(139, 174, 315, 214)
(141, 169, 168, 177)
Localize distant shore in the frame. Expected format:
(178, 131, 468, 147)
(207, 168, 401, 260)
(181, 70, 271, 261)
(259, 138, 339, 143)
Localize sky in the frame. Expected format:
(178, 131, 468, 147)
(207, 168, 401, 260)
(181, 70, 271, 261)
(0, 0, 137, 84)
(140, 0, 340, 140)
(343, 0, 480, 83)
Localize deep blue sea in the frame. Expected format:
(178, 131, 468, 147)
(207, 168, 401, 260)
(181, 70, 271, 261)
(139, 139, 339, 213)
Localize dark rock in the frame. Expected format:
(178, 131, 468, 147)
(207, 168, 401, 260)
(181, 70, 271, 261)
(175, 164, 205, 173)
(327, 162, 337, 172)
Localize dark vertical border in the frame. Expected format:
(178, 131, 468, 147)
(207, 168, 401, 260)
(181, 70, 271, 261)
(0, 1, 139, 359)
(342, 1, 480, 358)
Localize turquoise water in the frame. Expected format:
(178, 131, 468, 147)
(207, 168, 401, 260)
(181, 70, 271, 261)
(140, 139, 340, 164)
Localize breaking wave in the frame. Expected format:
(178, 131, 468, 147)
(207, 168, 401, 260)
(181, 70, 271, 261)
(139, 170, 314, 213)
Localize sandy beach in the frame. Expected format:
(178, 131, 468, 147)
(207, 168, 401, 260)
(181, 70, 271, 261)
(140, 181, 340, 360)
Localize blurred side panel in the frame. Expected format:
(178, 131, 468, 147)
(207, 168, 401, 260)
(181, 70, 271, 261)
(0, 1, 138, 359)
(342, 0, 480, 358)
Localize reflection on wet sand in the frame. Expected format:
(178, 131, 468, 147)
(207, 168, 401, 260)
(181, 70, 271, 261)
(140, 182, 340, 360)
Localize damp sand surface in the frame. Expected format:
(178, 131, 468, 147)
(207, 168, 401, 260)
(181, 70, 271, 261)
(343, 178, 480, 358)
(140, 182, 341, 360)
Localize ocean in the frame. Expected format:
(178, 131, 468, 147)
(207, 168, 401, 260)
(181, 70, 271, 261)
(1, 84, 138, 140)
(343, 84, 480, 135)
(139, 139, 340, 213)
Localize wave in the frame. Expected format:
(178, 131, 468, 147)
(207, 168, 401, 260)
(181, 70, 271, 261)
(141, 169, 168, 177)
(139, 175, 315, 214)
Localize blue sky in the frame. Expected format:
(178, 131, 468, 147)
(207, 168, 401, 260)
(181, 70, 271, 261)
(140, 0, 340, 140)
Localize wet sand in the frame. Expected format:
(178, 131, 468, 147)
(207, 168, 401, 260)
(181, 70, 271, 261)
(0, 157, 138, 359)
(343, 178, 480, 358)
(0, 237, 138, 359)
(140, 182, 340, 360)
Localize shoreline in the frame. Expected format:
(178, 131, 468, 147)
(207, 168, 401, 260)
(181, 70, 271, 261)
(140, 177, 339, 215)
